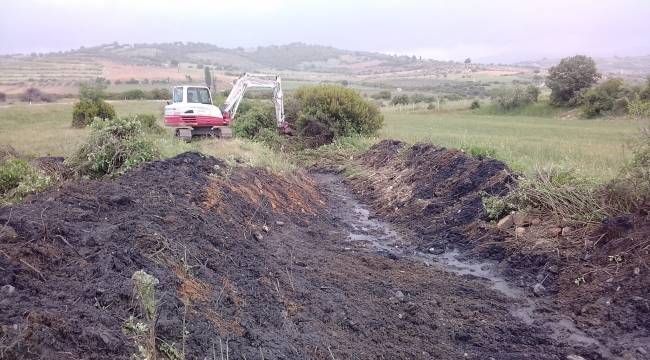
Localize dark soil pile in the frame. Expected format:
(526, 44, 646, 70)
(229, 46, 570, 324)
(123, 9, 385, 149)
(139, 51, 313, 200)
(350, 140, 512, 250)
(0, 152, 323, 359)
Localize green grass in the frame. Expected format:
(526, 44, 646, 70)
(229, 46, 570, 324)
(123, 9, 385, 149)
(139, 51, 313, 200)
(380, 109, 644, 180)
(0, 100, 296, 173)
(1, 100, 645, 180)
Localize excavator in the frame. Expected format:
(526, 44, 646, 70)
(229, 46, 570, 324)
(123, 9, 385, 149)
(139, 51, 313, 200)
(163, 73, 285, 141)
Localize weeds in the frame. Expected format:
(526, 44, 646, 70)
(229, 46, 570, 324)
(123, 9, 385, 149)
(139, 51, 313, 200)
(67, 116, 159, 178)
(465, 145, 496, 159)
(506, 166, 607, 223)
(0, 157, 53, 205)
(127, 270, 159, 360)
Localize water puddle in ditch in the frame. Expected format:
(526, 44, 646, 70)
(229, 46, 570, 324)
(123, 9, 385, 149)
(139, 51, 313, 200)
(317, 173, 613, 358)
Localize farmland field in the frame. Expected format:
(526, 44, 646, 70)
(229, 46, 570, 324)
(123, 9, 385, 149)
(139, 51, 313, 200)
(1, 101, 643, 180)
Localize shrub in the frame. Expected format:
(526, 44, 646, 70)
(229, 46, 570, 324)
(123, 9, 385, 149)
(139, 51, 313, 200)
(0, 157, 52, 204)
(0, 92, 6, 102)
(526, 85, 540, 102)
(293, 85, 383, 139)
(469, 99, 480, 109)
(133, 113, 164, 133)
(371, 90, 392, 100)
(231, 104, 276, 139)
(20, 87, 51, 103)
(123, 89, 146, 100)
(79, 82, 107, 102)
(547, 55, 601, 106)
(490, 86, 537, 111)
(582, 79, 636, 118)
(67, 117, 158, 178)
(628, 99, 650, 119)
(605, 127, 650, 213)
(72, 99, 115, 128)
(391, 94, 410, 105)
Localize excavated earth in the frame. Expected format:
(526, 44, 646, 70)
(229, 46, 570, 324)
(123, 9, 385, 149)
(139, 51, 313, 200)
(0, 145, 647, 359)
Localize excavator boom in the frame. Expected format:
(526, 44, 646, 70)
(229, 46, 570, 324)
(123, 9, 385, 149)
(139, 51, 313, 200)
(223, 73, 285, 127)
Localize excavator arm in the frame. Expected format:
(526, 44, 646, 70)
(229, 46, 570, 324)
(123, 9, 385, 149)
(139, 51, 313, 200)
(222, 73, 285, 127)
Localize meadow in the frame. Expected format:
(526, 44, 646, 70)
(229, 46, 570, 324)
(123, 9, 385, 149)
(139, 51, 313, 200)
(0, 100, 643, 180)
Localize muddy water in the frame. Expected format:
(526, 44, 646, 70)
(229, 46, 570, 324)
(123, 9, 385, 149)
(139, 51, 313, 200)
(316, 173, 614, 359)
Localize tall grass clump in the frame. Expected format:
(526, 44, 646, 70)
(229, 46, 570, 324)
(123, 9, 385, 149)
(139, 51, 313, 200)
(605, 127, 650, 213)
(508, 167, 607, 222)
(0, 156, 53, 205)
(67, 117, 158, 178)
(125, 270, 160, 360)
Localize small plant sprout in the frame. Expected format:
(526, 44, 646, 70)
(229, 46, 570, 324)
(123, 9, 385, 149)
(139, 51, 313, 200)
(574, 276, 586, 286)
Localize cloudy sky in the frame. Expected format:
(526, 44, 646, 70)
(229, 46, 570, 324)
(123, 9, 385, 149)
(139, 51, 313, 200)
(1, 0, 649, 62)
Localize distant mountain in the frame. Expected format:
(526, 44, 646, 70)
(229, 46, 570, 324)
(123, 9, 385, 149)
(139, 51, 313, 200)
(517, 55, 650, 79)
(42, 42, 454, 75)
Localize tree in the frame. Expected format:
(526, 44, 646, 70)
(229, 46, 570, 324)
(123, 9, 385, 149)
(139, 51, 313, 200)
(0, 92, 5, 102)
(79, 82, 107, 102)
(204, 67, 212, 88)
(639, 77, 650, 101)
(546, 55, 601, 106)
(464, 58, 471, 65)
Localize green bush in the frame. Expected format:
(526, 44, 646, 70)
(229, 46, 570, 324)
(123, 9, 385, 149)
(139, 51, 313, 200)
(293, 85, 383, 138)
(469, 99, 480, 109)
(67, 117, 158, 178)
(391, 94, 410, 106)
(0, 157, 52, 204)
(72, 99, 115, 128)
(628, 99, 650, 118)
(371, 90, 392, 100)
(132, 113, 163, 133)
(490, 86, 537, 111)
(231, 104, 276, 139)
(606, 127, 650, 213)
(582, 79, 635, 118)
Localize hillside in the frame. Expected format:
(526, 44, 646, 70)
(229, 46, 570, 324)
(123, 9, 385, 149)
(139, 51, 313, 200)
(518, 55, 650, 80)
(0, 42, 534, 97)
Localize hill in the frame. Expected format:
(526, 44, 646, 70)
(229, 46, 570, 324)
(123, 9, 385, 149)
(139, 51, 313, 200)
(517, 55, 650, 80)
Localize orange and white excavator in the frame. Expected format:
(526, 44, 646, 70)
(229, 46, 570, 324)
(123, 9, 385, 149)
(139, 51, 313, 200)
(163, 73, 285, 141)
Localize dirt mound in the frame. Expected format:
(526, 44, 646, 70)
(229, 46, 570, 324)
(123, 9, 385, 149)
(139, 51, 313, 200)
(349, 140, 650, 357)
(351, 140, 512, 249)
(0, 152, 323, 359)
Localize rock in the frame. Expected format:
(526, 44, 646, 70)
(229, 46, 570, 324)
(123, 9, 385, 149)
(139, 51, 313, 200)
(533, 283, 546, 296)
(428, 247, 445, 255)
(274, 221, 285, 226)
(566, 355, 586, 360)
(262, 225, 270, 233)
(633, 267, 641, 276)
(515, 227, 526, 236)
(531, 218, 542, 226)
(637, 347, 647, 355)
(253, 232, 263, 241)
(395, 290, 405, 301)
(0, 226, 17, 240)
(513, 213, 531, 227)
(497, 215, 514, 230)
(561, 227, 573, 237)
(548, 227, 563, 237)
(1, 285, 15, 296)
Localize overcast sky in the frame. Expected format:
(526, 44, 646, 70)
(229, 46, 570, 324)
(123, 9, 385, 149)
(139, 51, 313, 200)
(1, 0, 649, 63)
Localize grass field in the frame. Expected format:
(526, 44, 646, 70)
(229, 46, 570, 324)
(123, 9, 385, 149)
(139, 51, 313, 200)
(1, 100, 644, 180)
(382, 109, 643, 180)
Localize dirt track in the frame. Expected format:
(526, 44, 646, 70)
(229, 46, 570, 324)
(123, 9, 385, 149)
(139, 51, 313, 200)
(0, 149, 647, 359)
